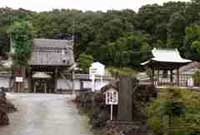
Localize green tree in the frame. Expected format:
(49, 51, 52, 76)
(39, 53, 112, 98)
(167, 12, 186, 48)
(183, 24, 200, 60)
(8, 21, 34, 66)
(103, 32, 151, 68)
(78, 53, 94, 73)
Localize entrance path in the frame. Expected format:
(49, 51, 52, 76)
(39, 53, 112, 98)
(0, 93, 93, 135)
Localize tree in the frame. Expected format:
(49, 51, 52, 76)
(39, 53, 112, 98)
(167, 12, 186, 48)
(103, 32, 151, 68)
(8, 21, 33, 92)
(183, 24, 200, 60)
(8, 21, 33, 66)
(78, 53, 94, 73)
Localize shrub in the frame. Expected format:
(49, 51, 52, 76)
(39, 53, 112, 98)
(193, 71, 200, 86)
(146, 88, 200, 135)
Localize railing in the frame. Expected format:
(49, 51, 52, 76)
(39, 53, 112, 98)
(155, 73, 193, 87)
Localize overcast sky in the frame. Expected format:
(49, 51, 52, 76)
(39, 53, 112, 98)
(0, 0, 191, 12)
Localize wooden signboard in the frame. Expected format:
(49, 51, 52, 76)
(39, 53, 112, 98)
(105, 88, 118, 120)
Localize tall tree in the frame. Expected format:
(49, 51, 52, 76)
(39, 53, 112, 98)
(183, 24, 200, 60)
(167, 12, 186, 48)
(8, 21, 34, 91)
(8, 21, 33, 66)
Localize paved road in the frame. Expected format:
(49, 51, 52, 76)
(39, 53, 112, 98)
(0, 93, 93, 135)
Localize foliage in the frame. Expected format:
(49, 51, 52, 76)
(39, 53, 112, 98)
(75, 92, 109, 129)
(192, 70, 200, 86)
(103, 32, 151, 68)
(183, 24, 200, 60)
(8, 21, 33, 67)
(1, 0, 200, 68)
(108, 67, 137, 78)
(78, 53, 94, 73)
(147, 88, 200, 135)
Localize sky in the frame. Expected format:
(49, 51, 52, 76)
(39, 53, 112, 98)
(0, 0, 191, 12)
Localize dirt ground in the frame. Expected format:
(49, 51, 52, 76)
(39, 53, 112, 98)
(0, 93, 93, 135)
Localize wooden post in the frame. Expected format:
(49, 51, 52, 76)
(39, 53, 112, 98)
(34, 81, 36, 93)
(44, 82, 47, 93)
(54, 68, 58, 93)
(157, 68, 160, 86)
(152, 68, 155, 85)
(72, 70, 75, 95)
(177, 68, 180, 86)
(170, 69, 173, 84)
(28, 68, 32, 92)
(17, 82, 20, 93)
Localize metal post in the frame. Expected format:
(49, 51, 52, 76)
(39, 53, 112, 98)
(110, 104, 113, 121)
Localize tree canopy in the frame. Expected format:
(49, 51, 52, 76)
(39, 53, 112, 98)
(8, 21, 33, 67)
(0, 0, 200, 69)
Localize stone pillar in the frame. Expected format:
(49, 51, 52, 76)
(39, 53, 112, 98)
(118, 77, 137, 121)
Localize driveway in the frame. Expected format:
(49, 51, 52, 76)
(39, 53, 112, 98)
(0, 93, 93, 135)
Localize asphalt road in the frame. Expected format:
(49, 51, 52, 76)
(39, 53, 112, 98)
(0, 93, 93, 135)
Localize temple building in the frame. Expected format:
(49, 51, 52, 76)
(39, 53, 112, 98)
(28, 38, 75, 93)
(141, 48, 192, 86)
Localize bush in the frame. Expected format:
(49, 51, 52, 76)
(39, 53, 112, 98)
(193, 71, 200, 86)
(146, 88, 200, 135)
(75, 92, 109, 129)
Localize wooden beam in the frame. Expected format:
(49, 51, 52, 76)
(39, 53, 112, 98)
(71, 70, 75, 95)
(177, 68, 180, 86)
(54, 68, 58, 93)
(170, 69, 173, 84)
(157, 68, 160, 86)
(152, 68, 155, 85)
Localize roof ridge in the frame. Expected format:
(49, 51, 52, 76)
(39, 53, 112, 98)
(154, 48, 177, 51)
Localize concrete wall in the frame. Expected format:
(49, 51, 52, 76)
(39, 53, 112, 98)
(57, 79, 110, 91)
(0, 77, 9, 88)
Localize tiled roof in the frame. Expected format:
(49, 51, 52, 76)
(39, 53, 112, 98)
(141, 48, 191, 65)
(30, 38, 74, 66)
(151, 48, 191, 63)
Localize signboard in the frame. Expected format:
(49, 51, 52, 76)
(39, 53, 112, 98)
(16, 77, 23, 82)
(105, 89, 118, 105)
(89, 67, 97, 75)
(105, 88, 118, 120)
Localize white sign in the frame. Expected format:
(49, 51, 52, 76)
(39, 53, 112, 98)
(16, 77, 23, 82)
(105, 89, 118, 105)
